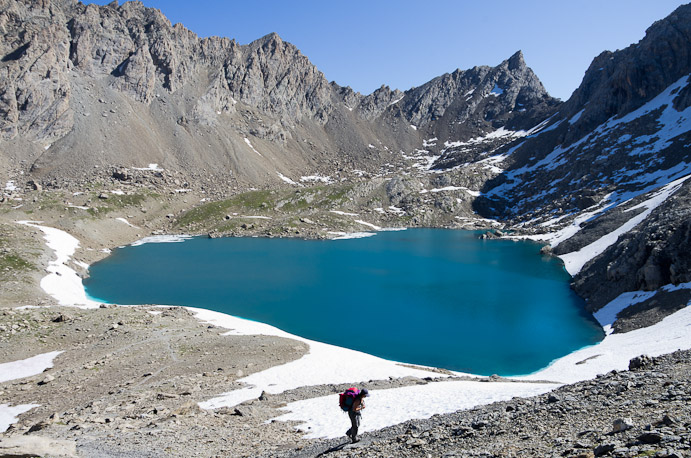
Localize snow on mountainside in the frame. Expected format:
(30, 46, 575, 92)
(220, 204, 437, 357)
(457, 4, 691, 318)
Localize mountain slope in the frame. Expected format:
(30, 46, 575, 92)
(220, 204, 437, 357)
(0, 0, 555, 191)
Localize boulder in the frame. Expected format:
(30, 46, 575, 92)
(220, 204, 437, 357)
(0, 436, 77, 458)
(629, 355, 653, 370)
(611, 418, 634, 433)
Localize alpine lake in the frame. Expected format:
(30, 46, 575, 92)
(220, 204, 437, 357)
(83, 229, 604, 376)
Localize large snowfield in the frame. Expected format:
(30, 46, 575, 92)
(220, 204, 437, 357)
(2, 219, 690, 438)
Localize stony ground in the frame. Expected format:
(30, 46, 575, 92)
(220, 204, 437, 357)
(0, 304, 311, 457)
(276, 351, 691, 458)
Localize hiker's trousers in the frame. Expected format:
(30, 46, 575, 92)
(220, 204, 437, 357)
(347, 410, 361, 438)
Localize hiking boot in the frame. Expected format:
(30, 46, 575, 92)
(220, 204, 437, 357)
(351, 437, 360, 443)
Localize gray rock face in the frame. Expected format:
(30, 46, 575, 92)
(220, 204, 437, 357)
(571, 180, 691, 312)
(561, 5, 691, 141)
(400, 50, 558, 133)
(0, 0, 73, 142)
(224, 32, 333, 125)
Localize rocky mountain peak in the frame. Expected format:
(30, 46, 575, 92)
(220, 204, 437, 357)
(506, 50, 526, 71)
(394, 49, 558, 155)
(252, 32, 282, 46)
(557, 2, 691, 139)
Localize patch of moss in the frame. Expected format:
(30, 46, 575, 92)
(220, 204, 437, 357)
(280, 198, 310, 213)
(176, 190, 276, 227)
(0, 254, 34, 272)
(176, 184, 354, 230)
(86, 193, 150, 217)
(229, 190, 275, 210)
(176, 201, 232, 227)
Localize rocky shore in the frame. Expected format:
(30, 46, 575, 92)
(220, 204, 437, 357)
(0, 166, 688, 458)
(278, 351, 691, 458)
(2, 302, 689, 458)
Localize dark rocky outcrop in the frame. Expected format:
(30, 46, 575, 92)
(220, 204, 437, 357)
(473, 3, 691, 317)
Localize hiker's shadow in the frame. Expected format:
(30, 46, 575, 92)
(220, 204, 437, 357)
(315, 441, 349, 456)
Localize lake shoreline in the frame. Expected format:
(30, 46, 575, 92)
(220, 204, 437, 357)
(83, 228, 604, 376)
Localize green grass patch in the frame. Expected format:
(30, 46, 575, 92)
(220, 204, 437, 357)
(176, 190, 277, 227)
(86, 192, 150, 217)
(176, 184, 354, 229)
(230, 190, 275, 210)
(0, 254, 34, 271)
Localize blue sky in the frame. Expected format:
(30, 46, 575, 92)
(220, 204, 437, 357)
(87, 0, 687, 100)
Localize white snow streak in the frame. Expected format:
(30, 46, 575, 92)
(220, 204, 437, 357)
(276, 172, 299, 186)
(0, 351, 63, 384)
(17, 222, 101, 308)
(244, 138, 263, 156)
(560, 175, 689, 275)
(115, 217, 138, 228)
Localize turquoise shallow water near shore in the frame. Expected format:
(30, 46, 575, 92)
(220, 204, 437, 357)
(84, 229, 603, 375)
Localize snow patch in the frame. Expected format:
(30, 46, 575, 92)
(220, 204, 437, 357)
(328, 231, 377, 240)
(569, 108, 585, 124)
(276, 172, 299, 186)
(300, 175, 333, 184)
(595, 282, 691, 334)
(0, 351, 63, 384)
(0, 404, 39, 433)
(244, 138, 263, 156)
(274, 380, 555, 439)
(560, 175, 689, 276)
(17, 222, 101, 308)
(489, 84, 504, 96)
(595, 291, 657, 334)
(388, 206, 406, 216)
(115, 217, 138, 228)
(133, 164, 163, 172)
(130, 235, 193, 247)
(422, 138, 438, 148)
(355, 220, 382, 230)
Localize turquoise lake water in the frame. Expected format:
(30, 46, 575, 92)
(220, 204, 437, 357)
(83, 229, 604, 375)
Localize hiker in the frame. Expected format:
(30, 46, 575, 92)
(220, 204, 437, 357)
(345, 388, 369, 443)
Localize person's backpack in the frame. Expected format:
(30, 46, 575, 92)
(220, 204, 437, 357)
(338, 387, 360, 411)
